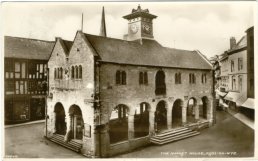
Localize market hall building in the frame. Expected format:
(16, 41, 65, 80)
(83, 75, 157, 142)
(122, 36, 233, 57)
(45, 6, 215, 157)
(4, 36, 54, 124)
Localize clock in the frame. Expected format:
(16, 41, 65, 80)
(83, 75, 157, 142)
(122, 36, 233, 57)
(130, 24, 138, 34)
(143, 24, 151, 34)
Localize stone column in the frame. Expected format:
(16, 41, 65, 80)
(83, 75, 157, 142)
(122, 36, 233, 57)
(64, 114, 72, 142)
(149, 110, 155, 135)
(52, 112, 56, 133)
(208, 99, 214, 125)
(73, 115, 77, 139)
(182, 106, 187, 125)
(195, 105, 199, 121)
(128, 114, 134, 140)
(167, 106, 172, 129)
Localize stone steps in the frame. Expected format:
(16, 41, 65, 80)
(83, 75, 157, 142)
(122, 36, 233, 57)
(150, 127, 200, 145)
(49, 134, 82, 153)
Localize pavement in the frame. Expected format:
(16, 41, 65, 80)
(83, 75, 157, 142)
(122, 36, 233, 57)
(4, 110, 254, 158)
(234, 112, 254, 129)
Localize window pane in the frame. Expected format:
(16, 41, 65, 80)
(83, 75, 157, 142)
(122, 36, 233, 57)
(15, 62, 20, 72)
(10, 73, 14, 78)
(40, 64, 43, 73)
(24, 81, 27, 94)
(22, 62, 26, 78)
(20, 81, 24, 94)
(16, 81, 19, 94)
(6, 72, 9, 78)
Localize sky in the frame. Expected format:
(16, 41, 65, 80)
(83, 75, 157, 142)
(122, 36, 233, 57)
(2, 2, 255, 58)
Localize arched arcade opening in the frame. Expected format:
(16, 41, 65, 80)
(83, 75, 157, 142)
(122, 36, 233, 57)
(155, 100, 167, 132)
(68, 105, 84, 140)
(187, 98, 197, 123)
(134, 102, 150, 138)
(172, 99, 183, 128)
(54, 102, 66, 135)
(200, 96, 208, 119)
(109, 104, 129, 144)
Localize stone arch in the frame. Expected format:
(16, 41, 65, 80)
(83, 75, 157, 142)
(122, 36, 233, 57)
(155, 70, 166, 95)
(200, 96, 209, 119)
(68, 104, 84, 140)
(109, 104, 129, 144)
(54, 102, 66, 135)
(134, 102, 150, 138)
(155, 100, 168, 132)
(172, 99, 183, 128)
(187, 97, 197, 123)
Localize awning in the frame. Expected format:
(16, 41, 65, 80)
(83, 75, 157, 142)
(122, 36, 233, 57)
(241, 98, 255, 109)
(216, 91, 228, 97)
(224, 92, 241, 102)
(236, 94, 247, 106)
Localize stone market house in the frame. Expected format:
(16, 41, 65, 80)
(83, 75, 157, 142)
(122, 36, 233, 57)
(4, 36, 54, 124)
(45, 6, 215, 157)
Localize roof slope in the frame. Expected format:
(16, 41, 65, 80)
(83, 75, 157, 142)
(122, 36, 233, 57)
(4, 36, 55, 60)
(85, 34, 212, 70)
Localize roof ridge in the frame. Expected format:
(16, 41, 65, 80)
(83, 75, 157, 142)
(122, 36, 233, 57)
(5, 35, 55, 43)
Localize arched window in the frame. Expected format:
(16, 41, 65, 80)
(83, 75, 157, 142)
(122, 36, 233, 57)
(78, 65, 82, 79)
(139, 72, 143, 84)
(178, 73, 181, 84)
(175, 73, 181, 84)
(193, 74, 196, 84)
(122, 71, 126, 85)
(71, 66, 74, 79)
(155, 70, 166, 95)
(57, 68, 60, 79)
(60, 68, 63, 79)
(75, 66, 78, 79)
(54, 68, 57, 79)
(175, 73, 178, 84)
(116, 71, 121, 84)
(144, 72, 148, 84)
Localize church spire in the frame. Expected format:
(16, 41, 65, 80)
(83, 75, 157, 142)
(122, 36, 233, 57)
(99, 6, 107, 37)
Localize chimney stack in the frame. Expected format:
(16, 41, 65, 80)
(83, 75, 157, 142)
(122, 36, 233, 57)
(230, 37, 236, 50)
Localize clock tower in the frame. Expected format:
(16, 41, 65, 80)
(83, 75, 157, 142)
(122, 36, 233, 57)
(123, 5, 157, 41)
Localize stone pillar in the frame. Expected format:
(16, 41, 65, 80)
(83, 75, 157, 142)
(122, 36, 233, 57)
(128, 114, 134, 139)
(53, 112, 56, 133)
(73, 115, 77, 139)
(167, 106, 172, 129)
(64, 114, 72, 142)
(149, 110, 155, 135)
(195, 105, 199, 121)
(209, 99, 214, 125)
(182, 106, 187, 125)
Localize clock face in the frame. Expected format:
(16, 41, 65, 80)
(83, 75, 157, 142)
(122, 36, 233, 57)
(143, 24, 151, 34)
(130, 24, 138, 34)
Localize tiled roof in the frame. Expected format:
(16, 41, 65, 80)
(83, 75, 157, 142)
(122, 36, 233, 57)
(4, 36, 55, 60)
(85, 34, 212, 70)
